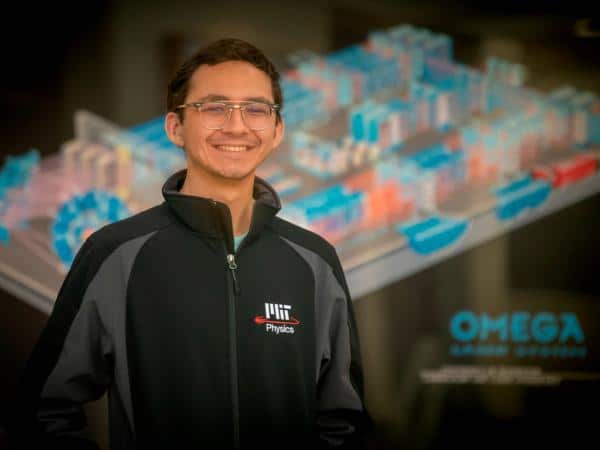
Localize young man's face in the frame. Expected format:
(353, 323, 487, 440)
(166, 60, 284, 182)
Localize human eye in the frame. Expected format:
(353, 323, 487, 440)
(245, 103, 270, 116)
(201, 103, 227, 114)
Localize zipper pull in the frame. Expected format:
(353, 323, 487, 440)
(227, 254, 240, 295)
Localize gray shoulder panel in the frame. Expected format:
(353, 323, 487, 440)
(278, 236, 362, 412)
(41, 230, 158, 437)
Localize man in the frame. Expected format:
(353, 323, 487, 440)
(6, 38, 370, 449)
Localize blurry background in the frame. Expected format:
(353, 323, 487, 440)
(1, 1, 599, 449)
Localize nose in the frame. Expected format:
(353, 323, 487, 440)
(221, 105, 248, 133)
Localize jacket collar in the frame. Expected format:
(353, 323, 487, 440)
(162, 169, 281, 245)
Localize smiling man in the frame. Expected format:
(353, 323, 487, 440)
(165, 57, 285, 241)
(6, 39, 371, 450)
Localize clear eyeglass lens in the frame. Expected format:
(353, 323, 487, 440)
(198, 102, 271, 130)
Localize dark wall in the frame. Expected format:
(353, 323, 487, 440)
(0, 2, 113, 158)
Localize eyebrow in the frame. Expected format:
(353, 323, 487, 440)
(194, 94, 274, 104)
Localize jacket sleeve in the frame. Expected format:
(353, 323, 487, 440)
(316, 251, 373, 449)
(6, 236, 112, 450)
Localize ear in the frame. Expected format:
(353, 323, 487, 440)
(272, 117, 285, 149)
(165, 111, 185, 148)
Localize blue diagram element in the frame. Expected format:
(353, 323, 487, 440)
(51, 190, 131, 267)
(287, 184, 364, 225)
(397, 216, 469, 255)
(0, 225, 8, 244)
(0, 149, 41, 244)
(0, 149, 40, 201)
(494, 175, 552, 221)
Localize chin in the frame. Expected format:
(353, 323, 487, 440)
(215, 168, 256, 181)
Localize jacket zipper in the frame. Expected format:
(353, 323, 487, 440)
(213, 198, 242, 449)
(225, 248, 240, 450)
(227, 254, 240, 295)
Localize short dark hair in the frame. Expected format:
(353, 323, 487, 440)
(167, 38, 283, 123)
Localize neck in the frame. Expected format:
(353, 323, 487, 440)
(181, 166, 255, 237)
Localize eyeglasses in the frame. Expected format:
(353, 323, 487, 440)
(175, 100, 280, 131)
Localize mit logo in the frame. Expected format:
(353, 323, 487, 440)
(265, 303, 291, 321)
(255, 302, 300, 334)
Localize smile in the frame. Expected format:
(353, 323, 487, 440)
(214, 145, 252, 152)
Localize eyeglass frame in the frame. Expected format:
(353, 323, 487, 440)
(174, 100, 281, 131)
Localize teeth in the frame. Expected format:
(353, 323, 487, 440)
(216, 145, 248, 152)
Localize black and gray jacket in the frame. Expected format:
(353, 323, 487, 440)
(7, 169, 370, 450)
